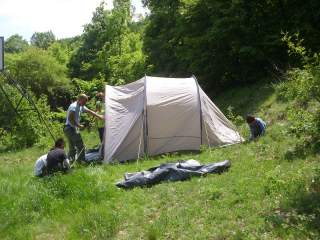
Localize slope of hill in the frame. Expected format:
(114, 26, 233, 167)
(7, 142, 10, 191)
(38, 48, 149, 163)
(0, 81, 319, 239)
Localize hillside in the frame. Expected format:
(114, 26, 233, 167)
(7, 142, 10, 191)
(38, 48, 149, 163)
(0, 81, 319, 239)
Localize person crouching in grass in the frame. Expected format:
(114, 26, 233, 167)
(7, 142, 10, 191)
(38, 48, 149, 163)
(46, 138, 73, 174)
(246, 114, 266, 141)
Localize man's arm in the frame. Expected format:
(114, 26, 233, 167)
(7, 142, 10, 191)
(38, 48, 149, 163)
(85, 109, 106, 120)
(248, 124, 254, 139)
(68, 110, 85, 130)
(63, 159, 71, 168)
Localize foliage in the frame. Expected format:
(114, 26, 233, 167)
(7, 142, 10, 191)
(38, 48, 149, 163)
(47, 42, 69, 64)
(104, 32, 147, 85)
(277, 33, 320, 103)
(4, 34, 29, 53)
(286, 108, 317, 139)
(68, 0, 146, 85)
(30, 30, 56, 50)
(0, 85, 56, 151)
(71, 77, 105, 103)
(4, 47, 75, 109)
(227, 106, 243, 125)
(275, 33, 320, 142)
(143, 0, 320, 95)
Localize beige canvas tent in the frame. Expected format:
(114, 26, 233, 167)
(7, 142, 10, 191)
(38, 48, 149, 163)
(102, 76, 244, 164)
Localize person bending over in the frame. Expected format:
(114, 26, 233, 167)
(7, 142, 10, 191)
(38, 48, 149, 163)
(46, 138, 72, 174)
(246, 114, 266, 141)
(34, 154, 48, 177)
(34, 146, 56, 177)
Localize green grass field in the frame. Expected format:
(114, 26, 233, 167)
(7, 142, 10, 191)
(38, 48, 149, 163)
(1, 82, 320, 239)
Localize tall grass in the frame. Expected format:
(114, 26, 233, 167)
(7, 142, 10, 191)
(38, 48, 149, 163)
(1, 81, 320, 239)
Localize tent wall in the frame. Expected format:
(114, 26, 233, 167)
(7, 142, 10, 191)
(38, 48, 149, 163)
(146, 77, 201, 156)
(199, 87, 243, 147)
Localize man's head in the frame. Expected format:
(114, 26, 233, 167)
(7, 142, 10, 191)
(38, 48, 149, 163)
(77, 94, 88, 106)
(55, 138, 66, 148)
(246, 114, 255, 125)
(98, 92, 105, 101)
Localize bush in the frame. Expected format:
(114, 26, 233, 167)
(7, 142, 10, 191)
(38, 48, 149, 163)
(275, 33, 320, 142)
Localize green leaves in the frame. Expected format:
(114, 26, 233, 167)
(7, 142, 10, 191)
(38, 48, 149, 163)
(30, 31, 56, 50)
(68, 0, 146, 85)
(5, 46, 75, 109)
(4, 34, 29, 54)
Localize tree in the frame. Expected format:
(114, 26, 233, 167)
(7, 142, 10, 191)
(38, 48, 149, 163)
(4, 47, 75, 109)
(68, 1, 113, 81)
(68, 0, 146, 85)
(111, 0, 132, 56)
(4, 34, 29, 53)
(30, 30, 56, 50)
(142, 0, 320, 95)
(142, 0, 184, 76)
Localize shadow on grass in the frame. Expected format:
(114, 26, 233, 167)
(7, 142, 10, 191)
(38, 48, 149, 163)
(264, 167, 320, 238)
(213, 81, 276, 118)
(282, 139, 320, 162)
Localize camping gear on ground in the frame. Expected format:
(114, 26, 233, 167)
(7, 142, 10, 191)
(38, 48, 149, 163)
(101, 76, 244, 164)
(116, 159, 231, 189)
(84, 145, 101, 163)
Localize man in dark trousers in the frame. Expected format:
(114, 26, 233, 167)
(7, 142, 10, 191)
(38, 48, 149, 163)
(46, 138, 72, 174)
(63, 94, 105, 163)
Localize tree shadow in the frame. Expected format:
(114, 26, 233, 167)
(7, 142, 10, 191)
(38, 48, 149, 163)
(263, 168, 320, 238)
(282, 139, 320, 162)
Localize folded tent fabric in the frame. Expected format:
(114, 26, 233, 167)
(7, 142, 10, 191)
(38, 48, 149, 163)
(116, 159, 231, 189)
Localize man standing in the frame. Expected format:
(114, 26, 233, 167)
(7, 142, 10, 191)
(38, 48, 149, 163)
(97, 92, 105, 110)
(64, 94, 105, 163)
(94, 103, 105, 143)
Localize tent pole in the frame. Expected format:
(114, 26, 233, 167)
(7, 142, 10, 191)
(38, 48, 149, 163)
(192, 75, 203, 146)
(0, 70, 56, 142)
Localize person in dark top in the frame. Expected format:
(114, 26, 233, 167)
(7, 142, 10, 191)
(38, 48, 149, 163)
(47, 138, 72, 174)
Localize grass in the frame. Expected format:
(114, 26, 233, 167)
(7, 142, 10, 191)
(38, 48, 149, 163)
(1, 81, 320, 239)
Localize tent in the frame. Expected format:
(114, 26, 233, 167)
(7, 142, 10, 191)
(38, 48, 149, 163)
(102, 76, 244, 164)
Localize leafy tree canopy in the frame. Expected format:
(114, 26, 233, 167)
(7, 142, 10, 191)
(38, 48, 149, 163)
(4, 47, 75, 109)
(4, 34, 29, 54)
(30, 30, 56, 50)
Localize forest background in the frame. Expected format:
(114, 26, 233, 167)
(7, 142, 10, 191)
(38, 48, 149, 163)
(0, 0, 320, 150)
